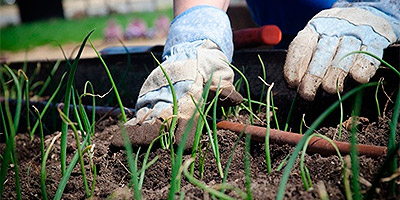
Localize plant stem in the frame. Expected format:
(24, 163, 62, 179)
(61, 30, 94, 175)
(276, 82, 377, 200)
(244, 133, 253, 199)
(350, 91, 362, 200)
(90, 40, 127, 123)
(388, 81, 400, 194)
(228, 63, 253, 124)
(284, 93, 297, 132)
(265, 83, 274, 173)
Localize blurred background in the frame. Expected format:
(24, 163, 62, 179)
(0, 0, 253, 62)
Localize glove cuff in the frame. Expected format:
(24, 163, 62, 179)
(334, 0, 400, 41)
(162, 5, 234, 62)
(313, 7, 397, 44)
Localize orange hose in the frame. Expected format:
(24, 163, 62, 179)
(217, 121, 387, 158)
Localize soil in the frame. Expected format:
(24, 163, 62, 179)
(1, 110, 400, 199)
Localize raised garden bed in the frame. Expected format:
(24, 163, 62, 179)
(1, 46, 399, 199)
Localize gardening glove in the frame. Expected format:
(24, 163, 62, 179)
(111, 6, 243, 149)
(284, 3, 400, 101)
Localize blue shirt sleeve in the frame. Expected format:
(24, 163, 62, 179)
(246, 0, 399, 41)
(245, 0, 336, 35)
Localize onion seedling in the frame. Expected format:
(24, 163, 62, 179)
(276, 82, 377, 200)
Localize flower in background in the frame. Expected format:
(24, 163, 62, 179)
(125, 19, 147, 40)
(104, 19, 123, 42)
(145, 15, 171, 39)
(155, 15, 170, 37)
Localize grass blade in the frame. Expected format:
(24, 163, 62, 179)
(33, 106, 47, 199)
(222, 131, 245, 191)
(119, 124, 141, 199)
(387, 81, 400, 194)
(228, 62, 253, 124)
(41, 134, 60, 200)
(89, 40, 127, 123)
(375, 78, 384, 117)
(300, 134, 344, 191)
(0, 65, 22, 200)
(270, 93, 280, 130)
(338, 51, 400, 77)
(30, 72, 67, 138)
(190, 95, 221, 177)
(265, 83, 274, 173)
(365, 141, 400, 199)
(18, 70, 31, 135)
(54, 128, 91, 200)
(244, 133, 253, 199)
(212, 79, 224, 178)
(191, 73, 213, 174)
(60, 30, 95, 175)
(37, 59, 61, 97)
(336, 80, 344, 140)
(138, 134, 164, 190)
(182, 159, 236, 200)
(276, 82, 377, 200)
(150, 52, 177, 149)
(284, 93, 297, 132)
(168, 103, 197, 199)
(71, 89, 85, 132)
(350, 91, 362, 200)
(58, 106, 90, 197)
(0, 100, 9, 141)
(258, 55, 267, 113)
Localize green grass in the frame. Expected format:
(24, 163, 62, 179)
(151, 53, 177, 150)
(264, 82, 274, 173)
(90, 40, 127, 123)
(183, 159, 236, 200)
(190, 72, 213, 175)
(336, 80, 344, 140)
(228, 62, 254, 124)
(0, 65, 23, 200)
(300, 134, 343, 191)
(1, 31, 398, 200)
(350, 91, 363, 200)
(0, 8, 173, 51)
(276, 82, 378, 200)
(60, 29, 94, 175)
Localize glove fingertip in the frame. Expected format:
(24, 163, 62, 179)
(209, 85, 244, 106)
(298, 73, 322, 101)
(321, 66, 348, 94)
(349, 56, 377, 84)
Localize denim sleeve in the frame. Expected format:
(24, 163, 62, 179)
(162, 5, 233, 62)
(334, 0, 400, 41)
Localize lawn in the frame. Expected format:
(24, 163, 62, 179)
(0, 8, 173, 52)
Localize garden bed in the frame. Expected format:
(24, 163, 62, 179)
(1, 46, 400, 199)
(1, 110, 399, 199)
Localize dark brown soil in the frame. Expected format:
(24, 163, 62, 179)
(2, 111, 400, 199)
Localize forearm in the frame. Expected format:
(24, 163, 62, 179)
(173, 0, 231, 17)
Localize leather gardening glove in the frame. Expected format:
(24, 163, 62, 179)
(111, 6, 243, 149)
(284, 3, 400, 101)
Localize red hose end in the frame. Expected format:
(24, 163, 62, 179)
(260, 25, 282, 46)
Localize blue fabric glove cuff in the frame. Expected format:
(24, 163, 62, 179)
(334, 0, 400, 41)
(162, 5, 233, 62)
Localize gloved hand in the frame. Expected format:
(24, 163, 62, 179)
(284, 6, 398, 101)
(111, 6, 243, 149)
